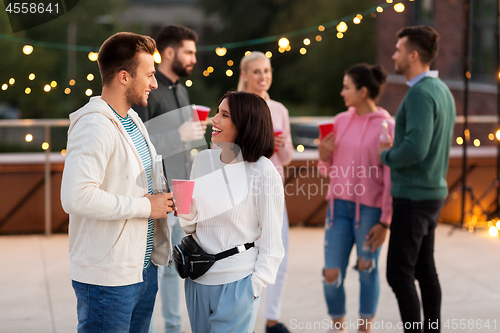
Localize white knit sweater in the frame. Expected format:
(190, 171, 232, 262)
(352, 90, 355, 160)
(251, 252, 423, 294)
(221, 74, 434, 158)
(179, 149, 285, 297)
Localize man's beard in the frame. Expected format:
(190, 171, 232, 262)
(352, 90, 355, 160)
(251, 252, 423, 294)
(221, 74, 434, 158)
(395, 59, 409, 75)
(172, 56, 192, 78)
(126, 83, 147, 108)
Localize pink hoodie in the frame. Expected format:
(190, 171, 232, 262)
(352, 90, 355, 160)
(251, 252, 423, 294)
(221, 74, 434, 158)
(318, 107, 394, 224)
(267, 98, 294, 180)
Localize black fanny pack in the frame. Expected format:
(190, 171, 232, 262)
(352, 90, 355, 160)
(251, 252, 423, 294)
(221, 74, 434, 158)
(173, 235, 254, 280)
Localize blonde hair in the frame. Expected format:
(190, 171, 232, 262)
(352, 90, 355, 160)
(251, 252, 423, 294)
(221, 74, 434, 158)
(237, 51, 270, 92)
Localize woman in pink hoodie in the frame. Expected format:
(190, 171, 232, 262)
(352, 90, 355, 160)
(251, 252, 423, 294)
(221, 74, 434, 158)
(318, 64, 394, 333)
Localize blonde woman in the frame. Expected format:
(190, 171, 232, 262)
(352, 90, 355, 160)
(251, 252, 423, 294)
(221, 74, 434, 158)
(238, 51, 294, 333)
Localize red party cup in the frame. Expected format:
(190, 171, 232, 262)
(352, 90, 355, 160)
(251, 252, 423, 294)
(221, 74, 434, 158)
(172, 179, 195, 214)
(318, 122, 334, 139)
(274, 128, 283, 152)
(193, 105, 211, 121)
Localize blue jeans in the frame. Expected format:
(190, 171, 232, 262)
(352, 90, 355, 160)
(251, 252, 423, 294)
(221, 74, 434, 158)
(324, 199, 382, 319)
(185, 275, 260, 333)
(72, 264, 158, 333)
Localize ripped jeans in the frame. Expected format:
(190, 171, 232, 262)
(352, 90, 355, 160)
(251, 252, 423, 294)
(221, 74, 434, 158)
(324, 199, 382, 319)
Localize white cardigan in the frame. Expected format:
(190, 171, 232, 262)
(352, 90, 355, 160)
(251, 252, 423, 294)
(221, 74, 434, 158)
(61, 96, 171, 287)
(180, 149, 285, 297)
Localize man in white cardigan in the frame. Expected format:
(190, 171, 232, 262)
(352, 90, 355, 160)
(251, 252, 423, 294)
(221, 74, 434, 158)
(61, 32, 174, 333)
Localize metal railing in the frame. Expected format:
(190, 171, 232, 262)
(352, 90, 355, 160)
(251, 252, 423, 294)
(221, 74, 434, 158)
(0, 119, 70, 236)
(0, 115, 498, 236)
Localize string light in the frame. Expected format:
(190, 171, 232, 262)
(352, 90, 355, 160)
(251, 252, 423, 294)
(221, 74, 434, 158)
(88, 52, 98, 61)
(489, 133, 494, 140)
(25, 87, 31, 94)
(85, 89, 93, 96)
(473, 139, 480, 147)
(226, 69, 233, 77)
(215, 47, 227, 57)
(23, 45, 33, 55)
(394, 3, 405, 12)
(456, 137, 464, 145)
(207, 66, 214, 73)
(29, 73, 35, 80)
(44, 84, 51, 92)
(297, 145, 305, 153)
(153, 51, 161, 64)
(489, 226, 499, 237)
(191, 149, 198, 156)
(61, 149, 67, 156)
(278, 37, 290, 49)
(337, 21, 348, 33)
(25, 134, 33, 142)
(371, 13, 377, 18)
(496, 129, 500, 140)
(42, 142, 49, 150)
(1, 84, 7, 90)
(185, 80, 193, 87)
(0, 4, 395, 91)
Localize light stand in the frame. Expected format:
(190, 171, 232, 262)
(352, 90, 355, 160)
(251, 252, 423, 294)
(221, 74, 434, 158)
(492, 0, 500, 218)
(450, 0, 491, 233)
(459, 0, 472, 229)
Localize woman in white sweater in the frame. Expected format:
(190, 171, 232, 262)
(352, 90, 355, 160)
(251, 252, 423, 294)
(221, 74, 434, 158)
(238, 51, 294, 333)
(178, 91, 285, 333)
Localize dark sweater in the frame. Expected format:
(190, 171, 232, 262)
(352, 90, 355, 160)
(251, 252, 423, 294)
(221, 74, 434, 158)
(381, 76, 456, 200)
(133, 71, 192, 182)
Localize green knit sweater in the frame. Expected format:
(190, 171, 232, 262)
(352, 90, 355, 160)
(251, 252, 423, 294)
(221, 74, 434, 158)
(381, 76, 456, 200)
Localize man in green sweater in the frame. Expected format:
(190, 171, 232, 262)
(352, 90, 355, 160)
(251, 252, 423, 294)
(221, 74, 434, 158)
(377, 26, 456, 332)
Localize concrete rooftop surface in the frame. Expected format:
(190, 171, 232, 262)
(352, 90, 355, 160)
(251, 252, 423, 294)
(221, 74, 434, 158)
(1, 224, 499, 333)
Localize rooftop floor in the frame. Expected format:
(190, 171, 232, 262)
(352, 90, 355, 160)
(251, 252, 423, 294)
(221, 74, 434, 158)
(1, 224, 499, 333)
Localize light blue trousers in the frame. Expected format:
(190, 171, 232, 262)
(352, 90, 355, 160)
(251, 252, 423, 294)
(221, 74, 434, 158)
(149, 214, 185, 333)
(185, 275, 260, 333)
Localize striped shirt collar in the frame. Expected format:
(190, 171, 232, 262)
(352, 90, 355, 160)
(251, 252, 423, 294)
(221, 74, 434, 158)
(407, 70, 439, 87)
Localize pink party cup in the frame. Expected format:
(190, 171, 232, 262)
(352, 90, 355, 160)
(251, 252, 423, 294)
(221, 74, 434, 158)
(193, 105, 211, 121)
(318, 123, 334, 139)
(172, 179, 195, 214)
(274, 128, 283, 152)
